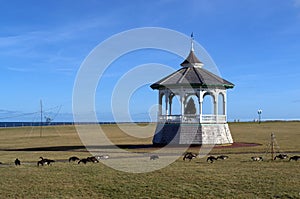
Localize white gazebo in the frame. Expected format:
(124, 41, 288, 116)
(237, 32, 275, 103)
(150, 38, 234, 145)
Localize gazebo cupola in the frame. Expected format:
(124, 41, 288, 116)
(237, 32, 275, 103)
(180, 39, 204, 68)
(150, 36, 234, 145)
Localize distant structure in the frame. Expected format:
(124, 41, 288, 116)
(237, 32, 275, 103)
(150, 36, 234, 145)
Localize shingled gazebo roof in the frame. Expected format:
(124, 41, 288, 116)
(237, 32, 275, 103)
(150, 48, 234, 90)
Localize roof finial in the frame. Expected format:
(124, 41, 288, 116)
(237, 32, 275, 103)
(191, 32, 194, 52)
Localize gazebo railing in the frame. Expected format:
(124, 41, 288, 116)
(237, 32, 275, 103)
(158, 114, 226, 123)
(159, 115, 181, 122)
(201, 115, 226, 123)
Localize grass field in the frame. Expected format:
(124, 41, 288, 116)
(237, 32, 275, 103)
(0, 122, 299, 198)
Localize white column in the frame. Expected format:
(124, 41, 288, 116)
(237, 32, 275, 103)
(180, 92, 185, 117)
(214, 92, 218, 123)
(169, 95, 172, 115)
(224, 91, 227, 121)
(158, 91, 162, 117)
(199, 90, 203, 123)
(165, 91, 169, 116)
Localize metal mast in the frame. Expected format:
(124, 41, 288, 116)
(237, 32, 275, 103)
(40, 99, 43, 137)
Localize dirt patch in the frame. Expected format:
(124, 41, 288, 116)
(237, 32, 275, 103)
(214, 142, 261, 148)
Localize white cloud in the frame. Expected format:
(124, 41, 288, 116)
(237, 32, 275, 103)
(294, 0, 300, 7)
(6, 66, 34, 72)
(0, 14, 115, 55)
(0, 14, 118, 76)
(0, 109, 19, 114)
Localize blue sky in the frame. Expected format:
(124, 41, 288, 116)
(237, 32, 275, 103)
(0, 0, 300, 122)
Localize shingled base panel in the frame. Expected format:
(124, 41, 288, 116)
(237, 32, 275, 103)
(152, 123, 233, 145)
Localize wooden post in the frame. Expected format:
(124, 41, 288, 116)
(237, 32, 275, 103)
(271, 133, 275, 161)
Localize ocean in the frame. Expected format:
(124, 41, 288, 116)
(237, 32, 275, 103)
(0, 121, 125, 128)
(0, 122, 75, 128)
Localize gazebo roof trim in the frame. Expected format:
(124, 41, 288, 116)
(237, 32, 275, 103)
(150, 66, 234, 90)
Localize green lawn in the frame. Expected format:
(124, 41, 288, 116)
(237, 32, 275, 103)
(0, 122, 299, 198)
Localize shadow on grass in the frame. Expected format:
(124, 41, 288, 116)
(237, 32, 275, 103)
(2, 142, 261, 152)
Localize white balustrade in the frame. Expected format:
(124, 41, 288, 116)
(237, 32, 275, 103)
(159, 114, 226, 123)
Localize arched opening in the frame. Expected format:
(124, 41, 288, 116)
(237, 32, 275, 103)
(170, 94, 181, 116)
(218, 93, 225, 115)
(202, 93, 214, 115)
(185, 95, 199, 115)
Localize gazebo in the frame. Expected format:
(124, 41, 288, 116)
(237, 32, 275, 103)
(150, 38, 234, 145)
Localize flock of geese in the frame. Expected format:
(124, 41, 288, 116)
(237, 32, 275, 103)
(181, 152, 300, 163)
(0, 153, 299, 167)
(0, 155, 110, 167)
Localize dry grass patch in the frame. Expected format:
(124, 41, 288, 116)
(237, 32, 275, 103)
(0, 121, 299, 198)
